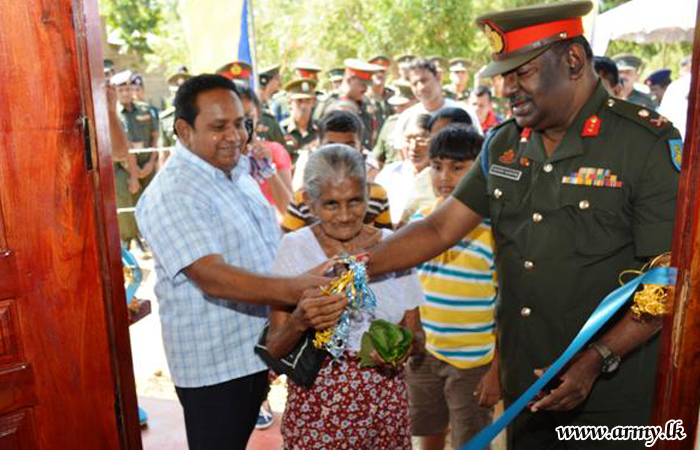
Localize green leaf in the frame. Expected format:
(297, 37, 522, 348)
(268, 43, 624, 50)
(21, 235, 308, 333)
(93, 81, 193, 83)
(359, 332, 377, 368)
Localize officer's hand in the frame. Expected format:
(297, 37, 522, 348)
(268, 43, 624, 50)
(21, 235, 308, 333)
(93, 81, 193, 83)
(475, 360, 502, 408)
(530, 350, 601, 412)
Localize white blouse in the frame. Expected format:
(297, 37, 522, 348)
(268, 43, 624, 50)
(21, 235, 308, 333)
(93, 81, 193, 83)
(273, 227, 425, 351)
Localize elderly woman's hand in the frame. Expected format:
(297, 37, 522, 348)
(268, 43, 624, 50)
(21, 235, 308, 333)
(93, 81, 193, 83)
(292, 289, 348, 331)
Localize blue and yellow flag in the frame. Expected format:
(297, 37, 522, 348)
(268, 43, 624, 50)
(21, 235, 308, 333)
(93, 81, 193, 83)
(179, 0, 253, 75)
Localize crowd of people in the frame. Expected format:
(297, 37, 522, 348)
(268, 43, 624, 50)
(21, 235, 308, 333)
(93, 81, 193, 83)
(105, 0, 691, 448)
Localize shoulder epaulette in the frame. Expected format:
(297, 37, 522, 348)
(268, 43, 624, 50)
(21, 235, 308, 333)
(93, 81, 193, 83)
(604, 97, 674, 136)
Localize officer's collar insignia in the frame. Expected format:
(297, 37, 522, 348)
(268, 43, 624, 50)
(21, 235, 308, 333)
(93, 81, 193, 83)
(562, 167, 623, 188)
(581, 115, 601, 137)
(637, 109, 650, 118)
(498, 148, 516, 164)
(668, 139, 683, 172)
(484, 21, 505, 54)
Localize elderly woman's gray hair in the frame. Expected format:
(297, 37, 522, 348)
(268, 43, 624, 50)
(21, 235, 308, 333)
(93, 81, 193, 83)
(304, 144, 367, 201)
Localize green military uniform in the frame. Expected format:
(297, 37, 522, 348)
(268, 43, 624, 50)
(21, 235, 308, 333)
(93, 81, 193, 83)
(119, 100, 159, 189)
(456, 82, 680, 449)
(258, 111, 289, 150)
(442, 85, 470, 101)
(316, 92, 376, 150)
(282, 78, 319, 162)
(373, 79, 415, 166)
(115, 97, 159, 244)
(280, 117, 318, 161)
(372, 114, 400, 165)
(453, 2, 682, 449)
(159, 105, 176, 147)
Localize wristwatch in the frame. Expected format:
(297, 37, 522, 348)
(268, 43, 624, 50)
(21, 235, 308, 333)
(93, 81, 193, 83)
(589, 342, 621, 373)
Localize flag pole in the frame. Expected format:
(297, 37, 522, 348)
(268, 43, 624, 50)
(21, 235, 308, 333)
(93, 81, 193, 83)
(247, 0, 259, 87)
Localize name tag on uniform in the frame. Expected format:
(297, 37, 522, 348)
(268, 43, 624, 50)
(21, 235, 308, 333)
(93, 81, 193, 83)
(136, 114, 151, 121)
(489, 164, 522, 181)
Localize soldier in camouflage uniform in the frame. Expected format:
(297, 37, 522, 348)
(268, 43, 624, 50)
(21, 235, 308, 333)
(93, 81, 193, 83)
(281, 79, 319, 163)
(443, 57, 471, 101)
(314, 59, 384, 150)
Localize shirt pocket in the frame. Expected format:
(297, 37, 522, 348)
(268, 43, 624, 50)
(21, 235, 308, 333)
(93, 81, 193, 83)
(559, 184, 631, 256)
(487, 175, 525, 238)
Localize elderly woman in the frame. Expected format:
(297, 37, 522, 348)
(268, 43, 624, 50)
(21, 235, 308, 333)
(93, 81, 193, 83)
(266, 144, 425, 449)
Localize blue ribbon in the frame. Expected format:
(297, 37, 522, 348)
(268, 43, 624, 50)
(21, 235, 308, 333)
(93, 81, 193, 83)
(462, 266, 677, 450)
(121, 247, 142, 304)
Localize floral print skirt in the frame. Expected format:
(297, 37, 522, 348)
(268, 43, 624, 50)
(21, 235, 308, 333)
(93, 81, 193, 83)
(282, 352, 412, 449)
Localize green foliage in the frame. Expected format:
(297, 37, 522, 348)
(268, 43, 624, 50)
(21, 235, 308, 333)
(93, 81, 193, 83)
(101, 0, 164, 54)
(100, 0, 189, 74)
(100, 0, 692, 83)
(253, 0, 557, 80)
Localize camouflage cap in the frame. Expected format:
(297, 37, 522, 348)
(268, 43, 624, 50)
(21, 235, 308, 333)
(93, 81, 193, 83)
(477, 0, 593, 77)
(612, 53, 643, 72)
(167, 72, 192, 86)
(428, 55, 449, 72)
(388, 79, 416, 107)
(258, 64, 280, 86)
(368, 55, 392, 70)
(395, 54, 417, 65)
(449, 57, 470, 72)
(284, 78, 318, 100)
(327, 67, 345, 82)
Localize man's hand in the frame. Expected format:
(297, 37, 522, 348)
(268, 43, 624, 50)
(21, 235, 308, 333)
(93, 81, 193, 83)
(128, 175, 140, 194)
(530, 349, 601, 412)
(475, 361, 502, 408)
(291, 289, 348, 331)
(284, 261, 334, 304)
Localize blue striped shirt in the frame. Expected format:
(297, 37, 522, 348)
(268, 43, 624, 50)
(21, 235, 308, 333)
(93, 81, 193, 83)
(136, 142, 279, 387)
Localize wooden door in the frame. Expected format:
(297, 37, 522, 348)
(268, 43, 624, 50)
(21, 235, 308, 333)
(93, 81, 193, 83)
(0, 1, 141, 448)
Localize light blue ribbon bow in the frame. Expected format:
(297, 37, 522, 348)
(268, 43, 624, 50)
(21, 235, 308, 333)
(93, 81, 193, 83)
(462, 266, 677, 450)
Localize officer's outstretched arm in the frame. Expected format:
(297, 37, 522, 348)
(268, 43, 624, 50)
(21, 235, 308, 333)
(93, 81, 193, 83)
(369, 197, 482, 276)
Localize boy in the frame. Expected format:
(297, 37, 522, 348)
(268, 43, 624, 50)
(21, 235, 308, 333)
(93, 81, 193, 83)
(407, 125, 500, 450)
(281, 110, 392, 232)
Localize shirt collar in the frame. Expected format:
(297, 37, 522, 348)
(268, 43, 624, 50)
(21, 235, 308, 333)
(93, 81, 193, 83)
(173, 140, 249, 183)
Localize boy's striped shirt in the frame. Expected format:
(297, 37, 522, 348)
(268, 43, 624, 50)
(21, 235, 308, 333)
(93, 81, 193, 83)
(412, 201, 497, 369)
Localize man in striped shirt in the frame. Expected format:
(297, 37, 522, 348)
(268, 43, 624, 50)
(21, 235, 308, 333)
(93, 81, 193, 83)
(281, 110, 392, 232)
(406, 125, 500, 450)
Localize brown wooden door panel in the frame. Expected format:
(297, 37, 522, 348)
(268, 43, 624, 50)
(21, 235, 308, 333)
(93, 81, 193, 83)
(0, 409, 39, 450)
(0, 0, 140, 448)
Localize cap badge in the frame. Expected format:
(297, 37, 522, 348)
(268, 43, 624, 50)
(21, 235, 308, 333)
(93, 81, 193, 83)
(301, 81, 310, 92)
(231, 64, 242, 76)
(485, 22, 505, 54)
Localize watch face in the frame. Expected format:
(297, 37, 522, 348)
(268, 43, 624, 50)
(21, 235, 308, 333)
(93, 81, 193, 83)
(603, 355, 621, 373)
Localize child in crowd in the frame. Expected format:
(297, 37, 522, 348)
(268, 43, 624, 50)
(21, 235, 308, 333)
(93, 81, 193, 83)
(407, 125, 500, 450)
(281, 110, 392, 232)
